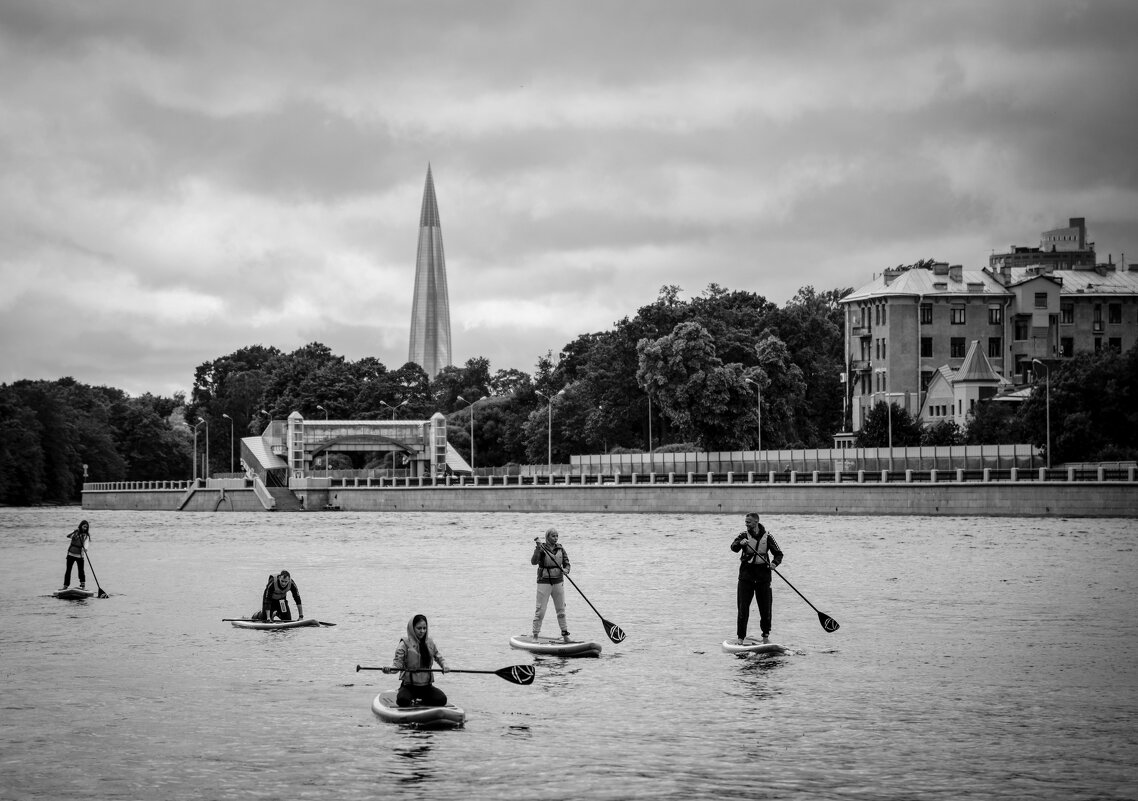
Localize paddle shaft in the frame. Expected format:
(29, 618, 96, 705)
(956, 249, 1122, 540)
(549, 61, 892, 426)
(82, 548, 108, 598)
(355, 664, 535, 685)
(535, 540, 626, 642)
(742, 546, 839, 632)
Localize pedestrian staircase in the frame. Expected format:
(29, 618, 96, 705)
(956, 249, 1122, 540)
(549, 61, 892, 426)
(266, 486, 304, 512)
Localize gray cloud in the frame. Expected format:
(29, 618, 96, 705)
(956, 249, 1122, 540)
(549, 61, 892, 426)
(2, 0, 1137, 397)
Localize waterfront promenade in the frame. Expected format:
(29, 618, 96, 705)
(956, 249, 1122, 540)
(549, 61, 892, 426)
(83, 466, 1138, 517)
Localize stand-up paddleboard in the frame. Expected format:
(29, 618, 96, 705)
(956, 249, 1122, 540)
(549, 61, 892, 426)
(722, 637, 787, 655)
(371, 692, 465, 728)
(509, 634, 602, 658)
(53, 588, 95, 600)
(229, 617, 320, 630)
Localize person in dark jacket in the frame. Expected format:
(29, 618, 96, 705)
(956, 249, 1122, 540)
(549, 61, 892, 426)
(251, 570, 303, 622)
(531, 527, 571, 641)
(729, 512, 784, 642)
(61, 520, 91, 591)
(393, 614, 449, 706)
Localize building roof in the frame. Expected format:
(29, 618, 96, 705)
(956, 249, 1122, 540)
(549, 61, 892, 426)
(956, 340, 1004, 384)
(241, 435, 288, 470)
(1001, 266, 1138, 296)
(842, 265, 1008, 303)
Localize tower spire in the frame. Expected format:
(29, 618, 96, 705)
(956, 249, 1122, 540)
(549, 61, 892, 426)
(408, 165, 452, 378)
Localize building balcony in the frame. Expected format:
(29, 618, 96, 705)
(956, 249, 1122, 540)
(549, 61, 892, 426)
(850, 359, 871, 372)
(851, 324, 872, 338)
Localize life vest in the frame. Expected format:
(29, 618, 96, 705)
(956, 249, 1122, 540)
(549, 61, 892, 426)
(267, 575, 292, 601)
(399, 637, 438, 686)
(536, 545, 567, 582)
(67, 530, 88, 558)
(740, 531, 771, 566)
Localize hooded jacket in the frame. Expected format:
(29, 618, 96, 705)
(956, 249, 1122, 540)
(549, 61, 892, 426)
(393, 617, 446, 686)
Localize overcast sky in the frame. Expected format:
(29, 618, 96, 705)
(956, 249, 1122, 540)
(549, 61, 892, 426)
(2, 1, 1137, 397)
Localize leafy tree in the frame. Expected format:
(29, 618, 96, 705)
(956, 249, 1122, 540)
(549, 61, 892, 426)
(855, 401, 921, 447)
(921, 419, 962, 446)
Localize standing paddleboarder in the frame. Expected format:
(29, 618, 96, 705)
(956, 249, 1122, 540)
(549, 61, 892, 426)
(60, 520, 91, 591)
(730, 512, 783, 643)
(532, 527, 572, 642)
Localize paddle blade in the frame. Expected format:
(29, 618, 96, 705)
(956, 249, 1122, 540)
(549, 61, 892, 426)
(603, 619, 627, 644)
(497, 665, 536, 685)
(819, 612, 840, 632)
(97, 589, 109, 599)
(318, 621, 337, 626)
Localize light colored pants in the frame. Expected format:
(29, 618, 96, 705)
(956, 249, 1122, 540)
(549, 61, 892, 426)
(533, 582, 567, 636)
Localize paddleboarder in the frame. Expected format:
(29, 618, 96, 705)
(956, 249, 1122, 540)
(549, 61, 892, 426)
(393, 614, 449, 706)
(251, 570, 304, 622)
(730, 512, 783, 643)
(532, 527, 572, 642)
(60, 519, 91, 591)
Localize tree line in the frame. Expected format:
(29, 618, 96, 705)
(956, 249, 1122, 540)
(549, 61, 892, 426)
(3, 283, 1136, 505)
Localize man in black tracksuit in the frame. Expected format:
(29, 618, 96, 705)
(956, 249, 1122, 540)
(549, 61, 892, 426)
(730, 512, 783, 642)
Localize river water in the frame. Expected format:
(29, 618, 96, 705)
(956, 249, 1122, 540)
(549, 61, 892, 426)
(1, 508, 1135, 800)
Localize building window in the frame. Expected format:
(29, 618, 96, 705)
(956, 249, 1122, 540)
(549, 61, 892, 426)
(951, 338, 966, 358)
(1109, 303, 1122, 324)
(951, 306, 966, 325)
(1034, 292, 1048, 309)
(881, 339, 886, 359)
(1095, 337, 1102, 353)
(1014, 317, 1030, 340)
(988, 337, 1001, 358)
(1109, 337, 1122, 352)
(881, 305, 887, 324)
(920, 337, 932, 358)
(920, 371, 933, 391)
(875, 306, 880, 325)
(988, 306, 1002, 325)
(920, 304, 932, 325)
(1094, 304, 1102, 322)
(1061, 303, 1074, 325)
(1060, 337, 1073, 357)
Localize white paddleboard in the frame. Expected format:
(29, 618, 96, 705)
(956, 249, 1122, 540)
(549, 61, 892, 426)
(53, 588, 95, 600)
(722, 638, 787, 655)
(371, 691, 465, 728)
(229, 617, 320, 630)
(509, 634, 602, 657)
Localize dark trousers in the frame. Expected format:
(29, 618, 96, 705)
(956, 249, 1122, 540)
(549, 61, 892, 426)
(397, 683, 448, 707)
(64, 555, 86, 586)
(737, 572, 772, 639)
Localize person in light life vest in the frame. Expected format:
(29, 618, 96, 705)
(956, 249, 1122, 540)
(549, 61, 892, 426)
(730, 512, 784, 643)
(393, 614, 449, 706)
(531, 527, 572, 641)
(60, 520, 91, 591)
(252, 570, 303, 622)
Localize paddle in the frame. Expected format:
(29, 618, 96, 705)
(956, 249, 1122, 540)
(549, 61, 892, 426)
(741, 544, 839, 632)
(82, 548, 109, 598)
(535, 539, 626, 643)
(355, 664, 535, 686)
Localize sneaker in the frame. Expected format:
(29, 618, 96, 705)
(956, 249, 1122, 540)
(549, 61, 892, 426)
(79, 584, 86, 590)
(561, 630, 571, 642)
(58, 586, 69, 591)
(761, 633, 770, 643)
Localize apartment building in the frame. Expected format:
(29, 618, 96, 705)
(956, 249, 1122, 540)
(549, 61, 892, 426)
(840, 219, 1138, 433)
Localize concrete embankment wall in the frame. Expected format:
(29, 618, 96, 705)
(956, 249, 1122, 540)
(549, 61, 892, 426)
(83, 484, 1138, 517)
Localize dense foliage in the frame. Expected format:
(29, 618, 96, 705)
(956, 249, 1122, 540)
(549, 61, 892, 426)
(4, 283, 1136, 505)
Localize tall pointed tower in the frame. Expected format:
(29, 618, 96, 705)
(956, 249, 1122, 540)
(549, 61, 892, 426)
(408, 165, 452, 378)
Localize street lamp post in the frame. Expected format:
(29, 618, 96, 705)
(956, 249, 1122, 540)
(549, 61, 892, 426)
(882, 392, 905, 472)
(745, 378, 762, 465)
(457, 395, 485, 471)
(221, 413, 234, 474)
(192, 419, 204, 482)
(1032, 359, 1051, 470)
(197, 417, 209, 481)
(316, 404, 328, 420)
(535, 390, 554, 473)
(381, 399, 409, 420)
